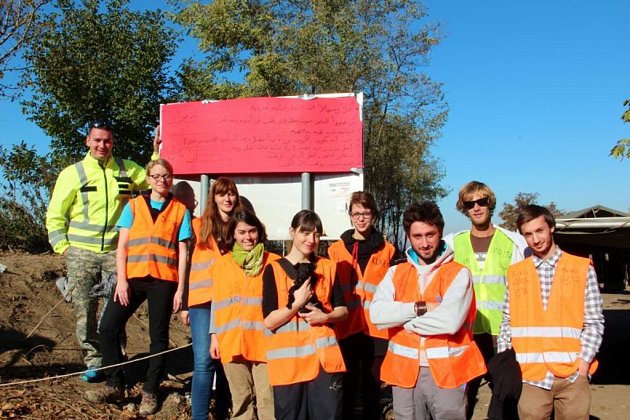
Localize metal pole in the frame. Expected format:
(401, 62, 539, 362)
(200, 174, 209, 214)
(301, 172, 313, 210)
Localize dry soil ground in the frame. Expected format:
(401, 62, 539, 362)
(0, 250, 628, 419)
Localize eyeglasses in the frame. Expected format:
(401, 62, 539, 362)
(89, 120, 113, 131)
(463, 197, 489, 210)
(149, 174, 172, 181)
(350, 211, 373, 220)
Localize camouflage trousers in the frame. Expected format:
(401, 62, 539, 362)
(66, 246, 117, 368)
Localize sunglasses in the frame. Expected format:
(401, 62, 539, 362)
(89, 120, 113, 131)
(463, 197, 489, 210)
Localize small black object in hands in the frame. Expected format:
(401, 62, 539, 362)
(287, 262, 324, 313)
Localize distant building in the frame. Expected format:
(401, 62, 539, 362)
(555, 205, 629, 291)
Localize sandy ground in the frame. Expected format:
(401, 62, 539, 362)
(0, 250, 628, 419)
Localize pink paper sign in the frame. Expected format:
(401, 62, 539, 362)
(160, 96, 363, 175)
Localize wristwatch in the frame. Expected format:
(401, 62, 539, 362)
(414, 300, 427, 316)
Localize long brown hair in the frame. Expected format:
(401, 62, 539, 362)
(198, 177, 243, 250)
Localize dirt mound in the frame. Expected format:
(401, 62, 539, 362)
(0, 251, 193, 419)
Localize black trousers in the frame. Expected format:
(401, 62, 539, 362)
(273, 367, 343, 420)
(99, 276, 176, 394)
(467, 332, 496, 419)
(339, 332, 386, 420)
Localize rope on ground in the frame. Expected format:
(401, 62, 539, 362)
(0, 342, 192, 388)
(23, 288, 73, 341)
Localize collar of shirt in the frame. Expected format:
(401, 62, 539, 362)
(84, 151, 113, 167)
(532, 246, 562, 269)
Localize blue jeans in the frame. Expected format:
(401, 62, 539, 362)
(190, 307, 216, 420)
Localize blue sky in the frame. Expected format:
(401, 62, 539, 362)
(1, 0, 628, 233)
(424, 0, 630, 231)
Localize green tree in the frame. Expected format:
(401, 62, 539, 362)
(174, 0, 448, 247)
(0, 142, 55, 251)
(610, 98, 630, 160)
(499, 192, 564, 231)
(0, 0, 49, 97)
(20, 0, 178, 166)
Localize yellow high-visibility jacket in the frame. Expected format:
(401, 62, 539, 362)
(46, 153, 147, 254)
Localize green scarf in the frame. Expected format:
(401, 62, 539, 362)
(232, 242, 265, 277)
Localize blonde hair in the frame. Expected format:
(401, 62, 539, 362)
(455, 180, 496, 215)
(146, 158, 173, 176)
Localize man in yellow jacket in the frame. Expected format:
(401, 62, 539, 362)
(46, 120, 156, 381)
(498, 205, 604, 419)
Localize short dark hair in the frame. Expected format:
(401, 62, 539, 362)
(88, 120, 114, 134)
(403, 201, 444, 235)
(291, 209, 323, 234)
(516, 204, 556, 233)
(228, 210, 268, 248)
(348, 191, 378, 217)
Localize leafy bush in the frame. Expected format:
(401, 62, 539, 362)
(0, 142, 54, 252)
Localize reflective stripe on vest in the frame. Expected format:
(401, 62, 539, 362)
(70, 160, 120, 250)
(264, 258, 345, 386)
(508, 253, 596, 380)
(512, 326, 582, 339)
(187, 218, 222, 307)
(212, 252, 280, 363)
(46, 153, 145, 254)
(388, 340, 419, 360)
(453, 230, 514, 334)
(127, 254, 178, 266)
(68, 158, 130, 251)
(515, 351, 578, 365)
(328, 239, 394, 340)
(126, 196, 185, 282)
(380, 262, 487, 389)
(265, 329, 340, 359)
(128, 236, 178, 249)
(215, 319, 266, 335)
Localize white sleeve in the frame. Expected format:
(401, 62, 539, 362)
(498, 227, 530, 263)
(404, 267, 473, 336)
(369, 265, 416, 329)
(442, 232, 455, 250)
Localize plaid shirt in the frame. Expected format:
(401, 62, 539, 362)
(497, 247, 604, 390)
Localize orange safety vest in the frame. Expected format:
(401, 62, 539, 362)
(188, 218, 224, 307)
(126, 196, 186, 282)
(328, 240, 395, 340)
(264, 257, 346, 386)
(508, 253, 598, 381)
(380, 261, 486, 389)
(212, 251, 281, 363)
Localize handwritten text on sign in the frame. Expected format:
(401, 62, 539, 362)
(160, 96, 363, 175)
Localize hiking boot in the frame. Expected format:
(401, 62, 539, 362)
(139, 391, 158, 416)
(84, 385, 124, 404)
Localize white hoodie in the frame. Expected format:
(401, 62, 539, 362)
(370, 241, 474, 338)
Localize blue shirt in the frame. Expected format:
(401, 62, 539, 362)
(118, 198, 192, 242)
